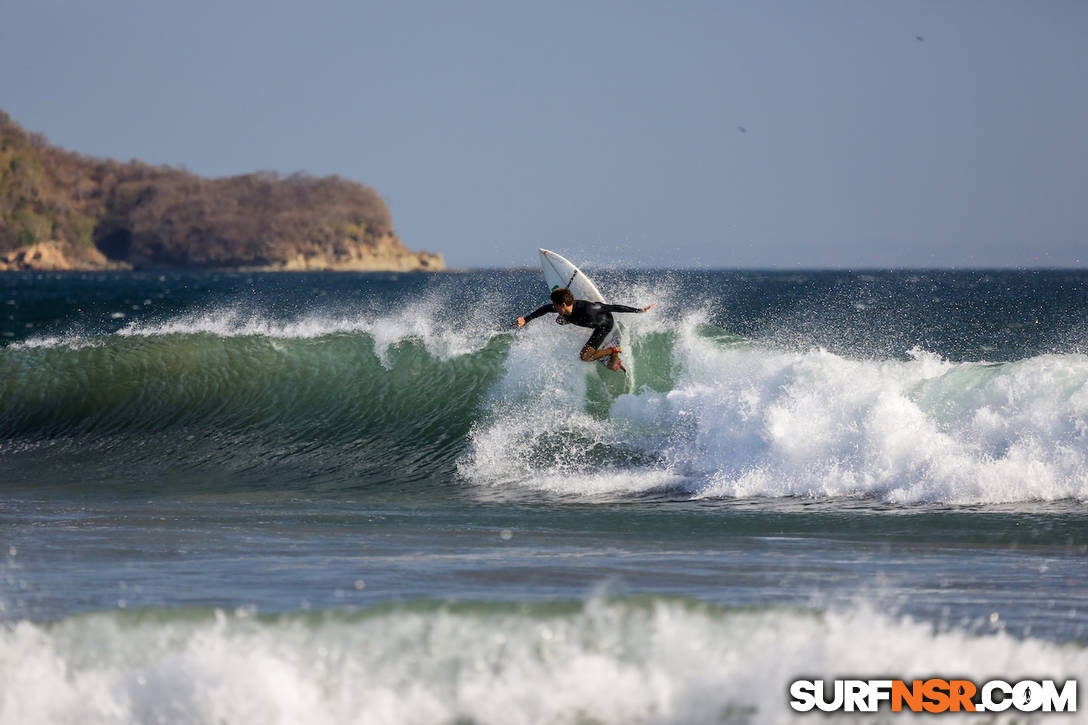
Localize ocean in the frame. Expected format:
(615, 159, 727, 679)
(1, 268, 1086, 724)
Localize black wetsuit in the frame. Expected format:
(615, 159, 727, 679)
(522, 300, 642, 350)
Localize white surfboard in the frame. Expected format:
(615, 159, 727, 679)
(538, 248, 626, 373)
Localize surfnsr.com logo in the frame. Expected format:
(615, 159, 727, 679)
(790, 679, 1077, 714)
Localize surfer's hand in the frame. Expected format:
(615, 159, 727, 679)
(642, 303, 657, 312)
(517, 317, 526, 327)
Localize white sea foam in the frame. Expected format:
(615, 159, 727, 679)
(459, 314, 650, 490)
(0, 601, 1083, 725)
(464, 311, 1088, 504)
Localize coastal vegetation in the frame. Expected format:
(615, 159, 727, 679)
(0, 110, 442, 271)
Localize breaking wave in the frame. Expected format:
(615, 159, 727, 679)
(3, 300, 1087, 503)
(1, 598, 1083, 725)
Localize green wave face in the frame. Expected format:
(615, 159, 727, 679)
(0, 332, 512, 491)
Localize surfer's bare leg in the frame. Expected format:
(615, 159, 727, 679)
(580, 319, 618, 362)
(580, 345, 620, 362)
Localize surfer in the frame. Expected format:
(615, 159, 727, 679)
(516, 287, 656, 367)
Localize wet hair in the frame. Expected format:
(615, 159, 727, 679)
(550, 288, 574, 306)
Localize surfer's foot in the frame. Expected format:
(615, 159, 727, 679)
(606, 348, 625, 372)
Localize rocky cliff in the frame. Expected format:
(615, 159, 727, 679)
(0, 111, 443, 272)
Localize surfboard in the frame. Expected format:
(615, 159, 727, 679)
(538, 248, 626, 373)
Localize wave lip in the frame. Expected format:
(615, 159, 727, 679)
(2, 599, 1084, 725)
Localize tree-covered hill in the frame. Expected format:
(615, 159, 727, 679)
(0, 111, 442, 271)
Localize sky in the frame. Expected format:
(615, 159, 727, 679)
(1, 0, 1085, 269)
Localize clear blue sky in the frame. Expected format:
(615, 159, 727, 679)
(2, 0, 1085, 268)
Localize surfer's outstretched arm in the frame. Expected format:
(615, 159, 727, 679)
(517, 303, 555, 327)
(602, 302, 657, 314)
